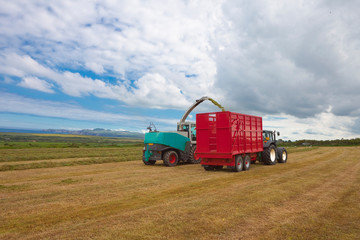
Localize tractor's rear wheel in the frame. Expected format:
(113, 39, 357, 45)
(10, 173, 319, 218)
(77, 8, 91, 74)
(277, 148, 288, 163)
(143, 159, 156, 165)
(263, 145, 277, 165)
(163, 151, 179, 167)
(233, 155, 243, 172)
(188, 145, 201, 164)
(243, 154, 251, 170)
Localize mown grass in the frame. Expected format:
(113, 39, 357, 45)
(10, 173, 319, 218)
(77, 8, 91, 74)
(0, 133, 144, 171)
(0, 141, 143, 149)
(0, 146, 359, 239)
(0, 147, 142, 162)
(0, 132, 143, 149)
(0, 147, 143, 171)
(285, 146, 319, 153)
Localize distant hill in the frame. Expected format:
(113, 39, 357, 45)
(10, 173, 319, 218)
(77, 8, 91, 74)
(0, 128, 145, 139)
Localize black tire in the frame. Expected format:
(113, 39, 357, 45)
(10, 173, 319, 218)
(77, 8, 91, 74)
(214, 165, 223, 170)
(277, 148, 288, 163)
(163, 151, 179, 167)
(233, 155, 243, 172)
(263, 145, 277, 165)
(203, 165, 215, 171)
(188, 145, 201, 164)
(143, 159, 156, 165)
(243, 154, 251, 171)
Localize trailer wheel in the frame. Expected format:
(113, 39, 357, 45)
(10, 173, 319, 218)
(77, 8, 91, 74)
(143, 160, 156, 165)
(163, 151, 179, 167)
(243, 154, 251, 171)
(214, 165, 223, 170)
(277, 148, 288, 163)
(263, 145, 277, 165)
(203, 165, 215, 171)
(233, 155, 243, 172)
(188, 145, 201, 164)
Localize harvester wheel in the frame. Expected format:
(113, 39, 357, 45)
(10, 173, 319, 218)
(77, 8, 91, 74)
(163, 151, 179, 167)
(143, 160, 156, 165)
(243, 154, 251, 171)
(203, 165, 215, 171)
(263, 145, 277, 165)
(188, 145, 201, 164)
(277, 148, 288, 163)
(233, 155, 243, 172)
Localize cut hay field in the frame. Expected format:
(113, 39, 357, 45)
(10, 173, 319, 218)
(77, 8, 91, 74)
(0, 146, 359, 240)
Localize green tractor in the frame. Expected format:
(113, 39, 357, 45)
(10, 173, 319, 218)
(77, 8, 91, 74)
(142, 96, 224, 166)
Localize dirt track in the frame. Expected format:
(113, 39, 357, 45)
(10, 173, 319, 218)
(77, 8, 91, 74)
(0, 147, 359, 239)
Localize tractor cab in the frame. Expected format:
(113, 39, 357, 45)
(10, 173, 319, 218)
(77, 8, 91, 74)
(263, 130, 280, 148)
(177, 121, 196, 143)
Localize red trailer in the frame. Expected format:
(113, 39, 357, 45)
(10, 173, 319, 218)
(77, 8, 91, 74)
(196, 111, 263, 172)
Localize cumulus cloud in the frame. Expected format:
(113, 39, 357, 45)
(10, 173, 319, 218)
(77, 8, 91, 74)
(214, 0, 360, 119)
(18, 76, 54, 93)
(0, 52, 191, 108)
(0, 92, 178, 126)
(1, 0, 360, 139)
(263, 106, 358, 140)
(0, 0, 221, 105)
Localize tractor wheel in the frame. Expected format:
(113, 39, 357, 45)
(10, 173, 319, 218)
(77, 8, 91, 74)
(263, 145, 277, 165)
(203, 165, 215, 171)
(188, 145, 201, 164)
(243, 154, 251, 171)
(277, 148, 288, 163)
(143, 159, 156, 165)
(214, 165, 223, 170)
(163, 151, 179, 167)
(233, 155, 243, 172)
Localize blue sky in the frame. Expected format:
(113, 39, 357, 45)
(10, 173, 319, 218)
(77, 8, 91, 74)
(1, 0, 360, 140)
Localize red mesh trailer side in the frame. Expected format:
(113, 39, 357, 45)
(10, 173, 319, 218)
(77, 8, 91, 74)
(196, 111, 263, 163)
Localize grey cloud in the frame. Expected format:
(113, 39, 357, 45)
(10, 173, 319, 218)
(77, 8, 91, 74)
(214, 0, 360, 121)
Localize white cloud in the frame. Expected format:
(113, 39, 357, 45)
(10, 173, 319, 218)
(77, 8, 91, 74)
(85, 62, 104, 74)
(1, 0, 360, 139)
(17, 76, 54, 93)
(214, 0, 360, 119)
(0, 0, 223, 106)
(0, 92, 178, 126)
(2, 76, 14, 84)
(120, 73, 190, 109)
(263, 107, 358, 140)
(0, 53, 192, 108)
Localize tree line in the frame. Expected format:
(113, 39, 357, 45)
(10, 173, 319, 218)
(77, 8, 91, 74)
(279, 138, 360, 147)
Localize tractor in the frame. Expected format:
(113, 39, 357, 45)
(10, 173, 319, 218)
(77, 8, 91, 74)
(261, 130, 288, 165)
(260, 130, 287, 165)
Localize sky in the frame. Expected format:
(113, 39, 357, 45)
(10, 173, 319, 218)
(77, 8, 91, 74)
(0, 0, 360, 140)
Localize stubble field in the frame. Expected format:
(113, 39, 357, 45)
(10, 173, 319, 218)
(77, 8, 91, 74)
(0, 145, 359, 239)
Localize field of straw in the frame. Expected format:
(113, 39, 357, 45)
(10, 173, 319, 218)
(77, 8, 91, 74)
(1, 146, 359, 239)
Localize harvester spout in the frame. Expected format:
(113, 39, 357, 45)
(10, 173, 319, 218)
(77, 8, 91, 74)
(179, 96, 225, 129)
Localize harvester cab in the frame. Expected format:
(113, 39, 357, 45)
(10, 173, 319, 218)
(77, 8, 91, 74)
(177, 121, 196, 143)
